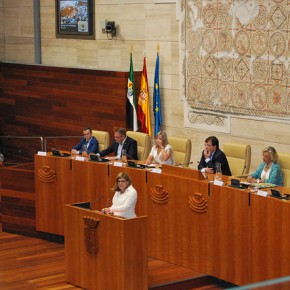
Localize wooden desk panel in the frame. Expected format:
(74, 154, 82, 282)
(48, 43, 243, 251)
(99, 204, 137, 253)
(71, 160, 109, 210)
(208, 185, 250, 285)
(161, 164, 206, 180)
(147, 172, 209, 273)
(35, 155, 72, 235)
(33, 155, 290, 286)
(250, 194, 290, 282)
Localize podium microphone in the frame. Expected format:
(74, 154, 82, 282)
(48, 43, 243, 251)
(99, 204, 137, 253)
(90, 194, 104, 210)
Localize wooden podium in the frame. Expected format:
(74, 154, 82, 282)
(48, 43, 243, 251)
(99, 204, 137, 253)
(64, 202, 148, 290)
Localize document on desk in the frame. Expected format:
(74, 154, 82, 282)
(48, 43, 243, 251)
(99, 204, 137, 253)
(257, 190, 268, 197)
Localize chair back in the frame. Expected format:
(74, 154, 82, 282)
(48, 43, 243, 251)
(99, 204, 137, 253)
(277, 152, 290, 187)
(126, 131, 151, 161)
(223, 143, 251, 176)
(92, 130, 110, 152)
(167, 136, 191, 167)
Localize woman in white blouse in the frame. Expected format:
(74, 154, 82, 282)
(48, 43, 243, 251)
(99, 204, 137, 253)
(102, 172, 137, 219)
(146, 131, 175, 165)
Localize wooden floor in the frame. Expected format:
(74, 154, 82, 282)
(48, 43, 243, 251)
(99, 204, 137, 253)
(0, 229, 235, 290)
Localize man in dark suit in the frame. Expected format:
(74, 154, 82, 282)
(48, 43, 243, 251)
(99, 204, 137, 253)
(198, 136, 231, 176)
(99, 127, 138, 160)
(71, 127, 99, 155)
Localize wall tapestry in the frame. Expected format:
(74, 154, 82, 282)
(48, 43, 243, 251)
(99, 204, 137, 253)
(181, 0, 290, 133)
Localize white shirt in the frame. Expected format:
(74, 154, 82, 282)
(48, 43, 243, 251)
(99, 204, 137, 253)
(149, 144, 175, 165)
(117, 136, 127, 160)
(110, 185, 137, 219)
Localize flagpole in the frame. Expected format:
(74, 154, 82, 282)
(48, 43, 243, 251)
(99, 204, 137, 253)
(154, 44, 161, 136)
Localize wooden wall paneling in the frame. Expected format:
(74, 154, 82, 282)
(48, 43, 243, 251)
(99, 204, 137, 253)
(0, 163, 37, 236)
(0, 63, 141, 161)
(208, 185, 250, 285)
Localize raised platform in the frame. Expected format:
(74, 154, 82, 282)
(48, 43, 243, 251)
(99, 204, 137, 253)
(0, 230, 235, 290)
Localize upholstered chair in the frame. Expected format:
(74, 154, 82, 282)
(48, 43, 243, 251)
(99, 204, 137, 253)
(126, 131, 151, 161)
(167, 136, 192, 167)
(223, 143, 251, 176)
(92, 130, 110, 152)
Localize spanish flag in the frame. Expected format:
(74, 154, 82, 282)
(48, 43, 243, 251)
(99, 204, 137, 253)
(137, 57, 152, 136)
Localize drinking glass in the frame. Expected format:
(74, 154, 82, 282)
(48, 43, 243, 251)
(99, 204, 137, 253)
(82, 145, 88, 157)
(121, 149, 127, 163)
(215, 163, 222, 181)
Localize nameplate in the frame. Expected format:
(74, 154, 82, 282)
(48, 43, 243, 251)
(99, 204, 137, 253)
(113, 161, 123, 167)
(257, 190, 268, 197)
(152, 168, 162, 174)
(75, 156, 86, 161)
(37, 151, 47, 156)
(213, 180, 224, 186)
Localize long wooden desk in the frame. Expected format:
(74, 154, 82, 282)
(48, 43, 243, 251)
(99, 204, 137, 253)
(33, 155, 290, 286)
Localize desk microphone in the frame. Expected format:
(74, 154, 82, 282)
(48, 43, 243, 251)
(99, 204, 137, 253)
(89, 194, 104, 210)
(95, 153, 102, 161)
(231, 165, 248, 188)
(239, 165, 247, 182)
(124, 152, 137, 161)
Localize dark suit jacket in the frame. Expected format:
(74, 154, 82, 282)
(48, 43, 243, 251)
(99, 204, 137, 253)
(198, 148, 232, 176)
(72, 136, 99, 154)
(99, 136, 138, 160)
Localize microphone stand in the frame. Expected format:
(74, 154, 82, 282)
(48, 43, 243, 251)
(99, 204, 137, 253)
(89, 194, 104, 210)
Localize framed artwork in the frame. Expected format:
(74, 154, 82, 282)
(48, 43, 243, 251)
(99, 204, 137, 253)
(56, 0, 95, 39)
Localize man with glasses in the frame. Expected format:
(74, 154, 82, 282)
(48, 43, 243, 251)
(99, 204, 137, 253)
(198, 136, 231, 176)
(99, 127, 138, 160)
(71, 127, 99, 155)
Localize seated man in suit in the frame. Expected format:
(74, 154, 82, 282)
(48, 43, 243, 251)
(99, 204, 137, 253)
(71, 127, 99, 155)
(99, 127, 138, 160)
(198, 136, 231, 176)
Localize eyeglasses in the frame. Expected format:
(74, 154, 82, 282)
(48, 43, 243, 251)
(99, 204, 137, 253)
(84, 133, 91, 136)
(117, 179, 127, 183)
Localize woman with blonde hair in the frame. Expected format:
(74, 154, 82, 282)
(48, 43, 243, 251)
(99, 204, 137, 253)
(246, 146, 283, 186)
(102, 172, 137, 219)
(146, 131, 175, 165)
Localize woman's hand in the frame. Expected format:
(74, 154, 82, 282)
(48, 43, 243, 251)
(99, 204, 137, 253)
(102, 208, 111, 214)
(155, 138, 163, 148)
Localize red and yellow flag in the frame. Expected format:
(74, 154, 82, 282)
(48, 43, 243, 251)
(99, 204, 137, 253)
(137, 57, 152, 136)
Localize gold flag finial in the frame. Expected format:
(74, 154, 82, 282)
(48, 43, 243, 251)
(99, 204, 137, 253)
(130, 45, 133, 54)
(157, 44, 160, 53)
